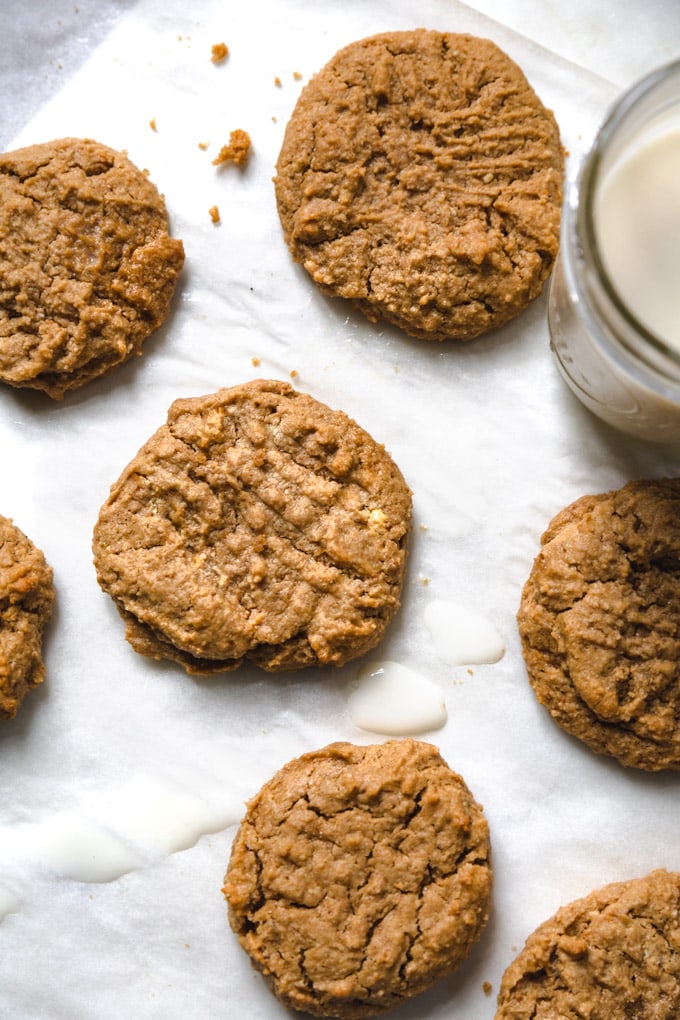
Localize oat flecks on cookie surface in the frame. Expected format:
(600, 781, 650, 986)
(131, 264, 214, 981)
(275, 29, 564, 342)
(495, 869, 680, 1020)
(0, 515, 55, 720)
(0, 137, 185, 399)
(223, 739, 493, 1018)
(517, 478, 680, 771)
(92, 379, 412, 674)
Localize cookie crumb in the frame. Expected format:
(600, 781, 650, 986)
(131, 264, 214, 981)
(212, 129, 251, 168)
(289, 369, 298, 378)
(420, 576, 430, 586)
(198, 141, 209, 151)
(274, 76, 282, 87)
(293, 70, 303, 80)
(483, 981, 493, 995)
(211, 42, 229, 64)
(149, 117, 157, 132)
(251, 357, 261, 367)
(208, 205, 221, 224)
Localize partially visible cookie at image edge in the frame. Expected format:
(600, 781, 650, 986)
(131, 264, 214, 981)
(495, 869, 680, 1020)
(92, 378, 412, 674)
(275, 29, 564, 342)
(223, 738, 493, 1018)
(0, 515, 55, 720)
(517, 477, 680, 771)
(0, 137, 185, 398)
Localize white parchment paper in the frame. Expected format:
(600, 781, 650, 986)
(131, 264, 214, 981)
(1, 2, 679, 1018)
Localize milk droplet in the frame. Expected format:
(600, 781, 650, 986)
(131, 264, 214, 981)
(0, 884, 20, 921)
(0, 771, 243, 890)
(21, 811, 142, 883)
(102, 773, 237, 856)
(423, 600, 505, 666)
(349, 661, 447, 736)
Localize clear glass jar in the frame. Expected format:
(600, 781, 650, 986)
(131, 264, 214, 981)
(548, 59, 680, 442)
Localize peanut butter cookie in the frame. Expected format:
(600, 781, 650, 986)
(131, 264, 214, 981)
(0, 137, 185, 398)
(223, 739, 492, 1018)
(275, 30, 563, 341)
(517, 478, 680, 771)
(92, 379, 411, 674)
(495, 869, 680, 1020)
(0, 515, 55, 719)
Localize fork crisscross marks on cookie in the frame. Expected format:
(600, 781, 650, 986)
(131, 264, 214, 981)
(92, 380, 411, 673)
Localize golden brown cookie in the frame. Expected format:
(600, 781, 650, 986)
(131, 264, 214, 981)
(0, 515, 55, 719)
(223, 739, 492, 1018)
(517, 478, 680, 771)
(92, 379, 411, 674)
(495, 869, 680, 1020)
(0, 137, 185, 398)
(275, 29, 563, 342)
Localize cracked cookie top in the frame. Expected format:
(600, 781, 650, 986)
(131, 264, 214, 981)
(517, 478, 680, 771)
(0, 514, 55, 720)
(92, 379, 411, 674)
(0, 137, 185, 398)
(495, 869, 680, 1020)
(274, 30, 563, 342)
(223, 739, 492, 1018)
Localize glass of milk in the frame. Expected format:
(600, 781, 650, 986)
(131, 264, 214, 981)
(548, 59, 680, 442)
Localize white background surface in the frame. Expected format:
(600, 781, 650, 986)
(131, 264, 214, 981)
(1, 2, 680, 1018)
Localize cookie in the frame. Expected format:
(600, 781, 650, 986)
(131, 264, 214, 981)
(0, 515, 55, 719)
(274, 30, 563, 342)
(223, 739, 492, 1018)
(517, 478, 680, 771)
(495, 869, 680, 1020)
(0, 137, 185, 398)
(92, 379, 411, 674)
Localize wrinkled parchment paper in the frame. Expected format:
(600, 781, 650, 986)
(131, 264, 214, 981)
(1, 2, 679, 1017)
